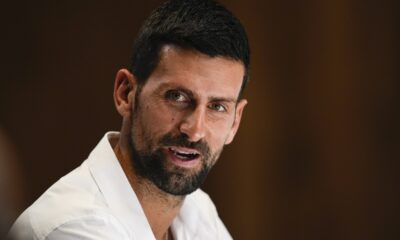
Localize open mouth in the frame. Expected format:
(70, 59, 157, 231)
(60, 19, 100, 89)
(168, 147, 200, 161)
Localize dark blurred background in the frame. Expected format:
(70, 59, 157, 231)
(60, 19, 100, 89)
(0, 0, 399, 239)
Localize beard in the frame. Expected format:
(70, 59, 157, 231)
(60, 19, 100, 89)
(128, 97, 223, 196)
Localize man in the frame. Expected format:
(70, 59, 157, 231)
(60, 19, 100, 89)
(9, 0, 250, 239)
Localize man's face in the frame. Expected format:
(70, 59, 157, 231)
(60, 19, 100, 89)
(129, 46, 246, 195)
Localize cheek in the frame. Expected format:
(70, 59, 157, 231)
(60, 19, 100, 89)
(208, 115, 235, 139)
(207, 122, 233, 151)
(140, 101, 181, 135)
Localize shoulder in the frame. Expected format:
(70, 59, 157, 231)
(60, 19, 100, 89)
(9, 161, 127, 240)
(10, 211, 128, 240)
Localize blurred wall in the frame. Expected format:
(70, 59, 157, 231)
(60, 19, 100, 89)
(0, 0, 399, 239)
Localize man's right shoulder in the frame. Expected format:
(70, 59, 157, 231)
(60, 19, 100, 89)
(8, 161, 127, 240)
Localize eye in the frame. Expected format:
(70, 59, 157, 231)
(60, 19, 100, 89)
(209, 102, 227, 112)
(165, 90, 189, 103)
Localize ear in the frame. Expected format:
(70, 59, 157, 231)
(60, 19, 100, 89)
(225, 99, 248, 145)
(113, 69, 137, 118)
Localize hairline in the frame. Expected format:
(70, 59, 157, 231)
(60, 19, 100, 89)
(133, 43, 248, 100)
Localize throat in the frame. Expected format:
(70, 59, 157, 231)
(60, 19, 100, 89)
(113, 140, 181, 240)
(131, 176, 183, 240)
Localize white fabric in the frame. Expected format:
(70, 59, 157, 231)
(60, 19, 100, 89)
(9, 132, 232, 240)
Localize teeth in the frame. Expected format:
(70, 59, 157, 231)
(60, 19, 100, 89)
(169, 147, 198, 155)
(169, 147, 199, 160)
(176, 152, 191, 159)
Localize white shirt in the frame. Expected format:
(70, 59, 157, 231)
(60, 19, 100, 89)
(9, 132, 232, 240)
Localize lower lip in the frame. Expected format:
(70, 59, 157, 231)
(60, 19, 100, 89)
(166, 149, 201, 168)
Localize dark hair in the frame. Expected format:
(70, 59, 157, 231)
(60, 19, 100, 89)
(130, 0, 250, 98)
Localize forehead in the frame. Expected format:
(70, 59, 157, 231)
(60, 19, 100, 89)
(142, 45, 245, 100)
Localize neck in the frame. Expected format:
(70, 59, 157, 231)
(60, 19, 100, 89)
(114, 138, 182, 240)
(133, 176, 183, 240)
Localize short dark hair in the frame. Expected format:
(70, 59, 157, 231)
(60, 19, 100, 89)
(130, 0, 250, 98)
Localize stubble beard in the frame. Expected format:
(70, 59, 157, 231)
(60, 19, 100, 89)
(128, 97, 223, 196)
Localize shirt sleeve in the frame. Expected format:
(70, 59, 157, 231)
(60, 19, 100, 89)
(45, 215, 130, 240)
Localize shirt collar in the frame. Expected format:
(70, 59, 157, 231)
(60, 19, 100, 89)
(87, 132, 156, 240)
(171, 191, 219, 239)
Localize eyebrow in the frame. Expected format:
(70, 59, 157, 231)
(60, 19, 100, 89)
(208, 97, 237, 104)
(157, 83, 238, 103)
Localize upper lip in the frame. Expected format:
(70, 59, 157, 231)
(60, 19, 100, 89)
(167, 146, 200, 155)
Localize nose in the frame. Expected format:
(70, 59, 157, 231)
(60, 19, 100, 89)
(179, 107, 206, 142)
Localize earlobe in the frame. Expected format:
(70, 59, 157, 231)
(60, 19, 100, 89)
(113, 69, 137, 117)
(225, 99, 247, 145)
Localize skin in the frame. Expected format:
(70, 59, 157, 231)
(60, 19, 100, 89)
(113, 45, 247, 240)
